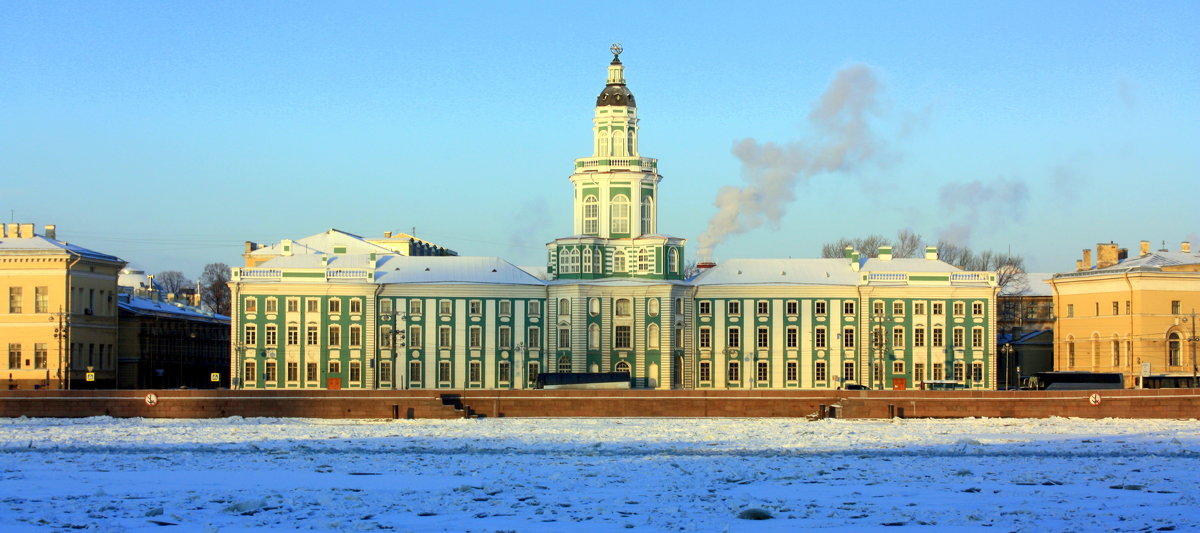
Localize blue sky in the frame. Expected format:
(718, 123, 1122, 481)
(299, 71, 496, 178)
(3, 1, 1197, 278)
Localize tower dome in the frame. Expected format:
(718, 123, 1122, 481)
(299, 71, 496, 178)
(596, 45, 636, 107)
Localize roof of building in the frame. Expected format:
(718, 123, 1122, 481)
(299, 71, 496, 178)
(117, 293, 229, 323)
(1053, 250, 1200, 279)
(374, 256, 546, 286)
(860, 257, 961, 273)
(0, 234, 123, 263)
(690, 258, 862, 286)
(248, 228, 394, 257)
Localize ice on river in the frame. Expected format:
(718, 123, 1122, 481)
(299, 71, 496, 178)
(0, 416, 1197, 532)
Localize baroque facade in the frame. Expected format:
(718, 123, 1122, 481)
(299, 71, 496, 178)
(228, 50, 998, 391)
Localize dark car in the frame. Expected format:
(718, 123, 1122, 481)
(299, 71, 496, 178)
(844, 384, 869, 390)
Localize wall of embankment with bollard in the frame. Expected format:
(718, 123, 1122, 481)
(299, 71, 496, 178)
(1, 389, 1198, 419)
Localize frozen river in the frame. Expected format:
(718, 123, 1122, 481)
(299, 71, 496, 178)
(1, 416, 1197, 531)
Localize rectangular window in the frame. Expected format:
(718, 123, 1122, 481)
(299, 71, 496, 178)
(874, 361, 883, 382)
(244, 325, 257, 345)
(756, 301, 769, 315)
(438, 361, 451, 383)
(287, 362, 298, 381)
(469, 326, 482, 348)
(893, 301, 904, 316)
(265, 361, 277, 382)
(267, 325, 280, 349)
(469, 361, 481, 383)
(527, 361, 540, 384)
(469, 300, 482, 316)
(893, 327, 904, 347)
(786, 301, 798, 316)
(786, 361, 797, 382)
(286, 298, 299, 313)
(873, 301, 884, 315)
(893, 361, 905, 374)
(727, 361, 740, 382)
(9, 287, 22, 313)
(756, 361, 769, 382)
(1171, 300, 1181, 314)
(34, 343, 47, 369)
(953, 302, 965, 316)
(265, 298, 278, 313)
(349, 361, 361, 383)
(409, 299, 423, 316)
(786, 327, 798, 348)
(699, 361, 712, 382)
(674, 327, 684, 350)
(699, 301, 711, 315)
(306, 325, 318, 345)
(1112, 301, 1119, 315)
(409, 361, 422, 384)
(1125, 301, 1131, 315)
(953, 362, 964, 381)
(439, 326, 452, 348)
(815, 328, 827, 348)
(932, 328, 944, 347)
(244, 361, 257, 382)
(7, 344, 20, 369)
(380, 327, 392, 348)
(914, 363, 924, 381)
(914, 302, 925, 315)
(1067, 304, 1074, 317)
(971, 362, 983, 382)
(615, 325, 632, 349)
(328, 326, 341, 346)
(558, 327, 571, 350)
(972, 302, 983, 315)
(972, 328, 983, 348)
(35, 287, 49, 313)
(815, 301, 827, 315)
(498, 300, 511, 316)
(844, 361, 855, 382)
(379, 361, 392, 383)
(843, 301, 855, 315)
(933, 302, 944, 315)
(328, 299, 341, 314)
(439, 300, 452, 315)
(349, 299, 362, 314)
(379, 299, 392, 315)
(306, 299, 318, 313)
(286, 325, 299, 345)
(498, 361, 511, 383)
(728, 301, 740, 315)
(527, 300, 540, 317)
(699, 327, 712, 348)
(914, 328, 925, 347)
(329, 360, 341, 374)
(306, 362, 318, 381)
(409, 326, 422, 346)
(527, 327, 541, 349)
(953, 328, 964, 348)
(932, 363, 944, 380)
(727, 328, 740, 348)
(499, 327, 511, 349)
(815, 361, 827, 382)
(843, 328, 855, 348)
(349, 326, 361, 347)
(757, 327, 769, 348)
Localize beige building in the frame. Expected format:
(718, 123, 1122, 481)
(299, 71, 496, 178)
(1050, 241, 1200, 387)
(0, 223, 126, 389)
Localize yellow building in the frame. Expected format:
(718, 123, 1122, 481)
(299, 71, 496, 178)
(1050, 241, 1200, 387)
(0, 223, 126, 389)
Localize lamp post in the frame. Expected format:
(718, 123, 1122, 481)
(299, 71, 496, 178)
(1001, 343, 1014, 389)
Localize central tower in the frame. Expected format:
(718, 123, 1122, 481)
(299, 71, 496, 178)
(548, 45, 686, 280)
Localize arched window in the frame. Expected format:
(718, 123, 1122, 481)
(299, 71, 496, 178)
(589, 323, 600, 349)
(597, 132, 609, 157)
(558, 355, 572, 373)
(583, 248, 593, 273)
(583, 195, 599, 235)
(648, 323, 659, 349)
(1066, 336, 1076, 367)
(1169, 332, 1183, 366)
(615, 361, 631, 374)
(557, 248, 567, 273)
(611, 130, 623, 156)
(611, 195, 630, 234)
(558, 298, 570, 317)
(569, 249, 580, 273)
(641, 196, 653, 235)
(628, 130, 636, 156)
(593, 249, 602, 273)
(615, 298, 632, 317)
(668, 248, 678, 274)
(638, 248, 649, 272)
(613, 250, 626, 273)
(1112, 335, 1121, 367)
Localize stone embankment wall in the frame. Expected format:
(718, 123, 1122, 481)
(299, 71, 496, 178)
(1, 389, 1197, 419)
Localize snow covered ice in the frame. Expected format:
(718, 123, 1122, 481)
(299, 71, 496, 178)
(1, 416, 1197, 532)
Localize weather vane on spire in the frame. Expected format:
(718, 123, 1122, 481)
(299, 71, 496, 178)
(610, 43, 623, 59)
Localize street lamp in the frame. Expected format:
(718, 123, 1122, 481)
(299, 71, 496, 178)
(1001, 343, 1014, 390)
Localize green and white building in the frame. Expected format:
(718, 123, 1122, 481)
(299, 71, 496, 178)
(229, 49, 998, 390)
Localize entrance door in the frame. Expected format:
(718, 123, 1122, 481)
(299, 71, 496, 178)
(891, 377, 907, 390)
(326, 377, 342, 390)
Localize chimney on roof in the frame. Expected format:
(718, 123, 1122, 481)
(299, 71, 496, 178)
(850, 251, 861, 272)
(877, 245, 892, 261)
(244, 241, 257, 253)
(843, 246, 855, 259)
(924, 246, 938, 261)
(1118, 248, 1128, 262)
(1183, 241, 1192, 254)
(1076, 259, 1083, 272)
(44, 225, 56, 240)
(383, 231, 392, 238)
(18, 223, 33, 237)
(1097, 242, 1119, 269)
(1082, 248, 1092, 270)
(280, 239, 293, 256)
(1140, 240, 1151, 256)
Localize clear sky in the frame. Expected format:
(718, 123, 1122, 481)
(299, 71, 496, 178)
(3, 1, 1197, 278)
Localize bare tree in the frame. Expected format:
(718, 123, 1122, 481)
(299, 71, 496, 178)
(821, 238, 856, 258)
(199, 263, 231, 316)
(893, 230, 924, 258)
(155, 270, 191, 295)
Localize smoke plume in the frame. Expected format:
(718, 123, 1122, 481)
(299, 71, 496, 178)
(696, 64, 885, 260)
(935, 177, 1029, 245)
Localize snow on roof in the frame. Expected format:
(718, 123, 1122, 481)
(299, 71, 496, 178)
(690, 258, 861, 286)
(375, 256, 546, 286)
(547, 277, 691, 287)
(1054, 250, 1200, 279)
(860, 257, 961, 273)
(118, 294, 229, 322)
(0, 234, 123, 263)
(518, 266, 551, 280)
(249, 228, 393, 256)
